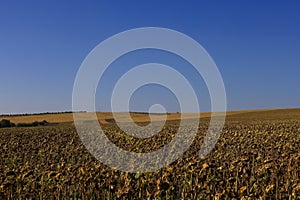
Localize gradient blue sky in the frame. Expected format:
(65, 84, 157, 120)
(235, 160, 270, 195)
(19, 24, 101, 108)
(0, 1, 299, 114)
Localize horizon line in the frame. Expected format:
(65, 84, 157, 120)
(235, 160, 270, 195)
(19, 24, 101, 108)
(1, 107, 300, 117)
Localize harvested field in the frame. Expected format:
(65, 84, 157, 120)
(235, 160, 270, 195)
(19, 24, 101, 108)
(0, 109, 300, 199)
(0, 108, 282, 124)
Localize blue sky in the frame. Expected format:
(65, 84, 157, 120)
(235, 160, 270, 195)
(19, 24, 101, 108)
(0, 1, 299, 114)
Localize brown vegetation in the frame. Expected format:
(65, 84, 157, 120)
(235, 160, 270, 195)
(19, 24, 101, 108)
(0, 109, 299, 199)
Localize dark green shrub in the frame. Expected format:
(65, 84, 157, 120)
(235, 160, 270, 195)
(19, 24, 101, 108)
(32, 121, 39, 126)
(16, 120, 49, 127)
(0, 119, 15, 128)
(16, 123, 31, 127)
(39, 120, 49, 126)
(0, 119, 49, 128)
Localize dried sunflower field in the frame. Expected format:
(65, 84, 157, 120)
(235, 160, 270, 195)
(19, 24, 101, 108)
(0, 109, 300, 199)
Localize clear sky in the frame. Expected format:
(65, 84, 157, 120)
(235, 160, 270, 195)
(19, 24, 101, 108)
(0, 1, 299, 114)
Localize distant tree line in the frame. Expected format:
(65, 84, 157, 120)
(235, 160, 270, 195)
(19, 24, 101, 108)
(0, 111, 86, 118)
(130, 111, 173, 115)
(0, 119, 49, 128)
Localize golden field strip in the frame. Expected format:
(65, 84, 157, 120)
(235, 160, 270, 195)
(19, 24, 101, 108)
(0, 108, 291, 124)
